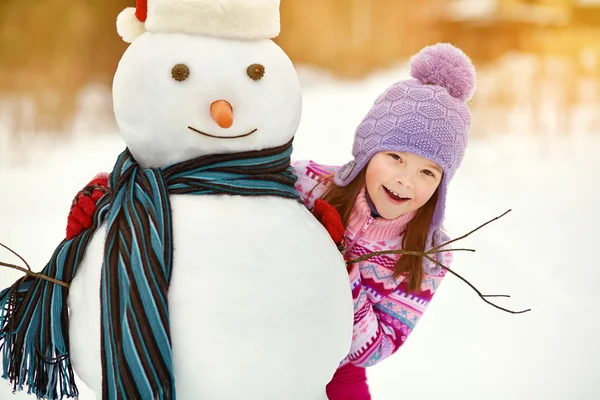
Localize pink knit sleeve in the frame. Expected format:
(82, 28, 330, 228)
(346, 238, 453, 367)
(291, 160, 338, 208)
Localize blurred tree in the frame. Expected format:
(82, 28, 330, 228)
(0, 0, 129, 132)
(1, 0, 599, 134)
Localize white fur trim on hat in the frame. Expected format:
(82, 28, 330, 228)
(116, 7, 147, 43)
(146, 0, 281, 40)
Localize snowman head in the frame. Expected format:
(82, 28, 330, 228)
(112, 0, 301, 168)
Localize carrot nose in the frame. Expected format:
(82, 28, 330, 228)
(210, 100, 233, 128)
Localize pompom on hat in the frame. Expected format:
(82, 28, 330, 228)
(334, 43, 476, 235)
(116, 0, 281, 43)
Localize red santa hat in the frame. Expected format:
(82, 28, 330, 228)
(116, 0, 281, 43)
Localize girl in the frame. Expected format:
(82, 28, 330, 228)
(66, 42, 475, 399)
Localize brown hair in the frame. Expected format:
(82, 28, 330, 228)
(309, 171, 439, 294)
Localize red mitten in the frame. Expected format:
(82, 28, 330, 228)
(66, 173, 109, 240)
(312, 199, 346, 252)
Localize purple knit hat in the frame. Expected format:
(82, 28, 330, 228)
(334, 43, 476, 233)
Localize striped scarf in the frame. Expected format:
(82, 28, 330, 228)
(0, 139, 300, 400)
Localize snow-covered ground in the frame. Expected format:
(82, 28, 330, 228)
(1, 66, 599, 399)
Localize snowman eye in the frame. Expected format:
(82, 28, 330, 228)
(247, 64, 265, 80)
(171, 64, 190, 82)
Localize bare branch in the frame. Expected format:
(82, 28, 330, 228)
(0, 242, 32, 271)
(429, 209, 512, 253)
(345, 248, 475, 264)
(348, 250, 528, 313)
(0, 261, 69, 288)
(422, 254, 530, 314)
(344, 209, 531, 315)
(346, 249, 426, 264)
(426, 248, 476, 254)
(0, 244, 70, 288)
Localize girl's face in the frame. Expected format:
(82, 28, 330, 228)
(365, 152, 443, 220)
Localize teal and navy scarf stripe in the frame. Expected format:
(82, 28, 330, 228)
(166, 141, 299, 198)
(0, 139, 300, 400)
(100, 161, 176, 400)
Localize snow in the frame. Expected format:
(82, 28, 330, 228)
(1, 64, 599, 399)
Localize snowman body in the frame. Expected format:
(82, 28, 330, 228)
(67, 29, 353, 400)
(69, 195, 353, 399)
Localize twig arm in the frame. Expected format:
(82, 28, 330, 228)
(0, 261, 69, 288)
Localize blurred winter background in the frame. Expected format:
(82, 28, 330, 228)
(1, 0, 599, 399)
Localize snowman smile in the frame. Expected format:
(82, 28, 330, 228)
(188, 126, 257, 139)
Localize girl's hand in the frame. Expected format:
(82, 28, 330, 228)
(66, 173, 109, 240)
(311, 199, 346, 253)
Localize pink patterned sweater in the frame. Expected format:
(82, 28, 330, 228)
(293, 160, 453, 368)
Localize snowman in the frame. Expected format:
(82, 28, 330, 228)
(0, 0, 353, 399)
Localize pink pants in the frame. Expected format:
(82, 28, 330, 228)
(326, 363, 371, 400)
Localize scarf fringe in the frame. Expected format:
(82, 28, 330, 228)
(0, 277, 79, 399)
